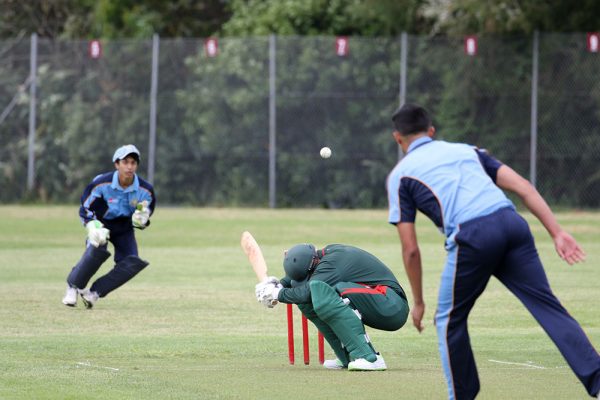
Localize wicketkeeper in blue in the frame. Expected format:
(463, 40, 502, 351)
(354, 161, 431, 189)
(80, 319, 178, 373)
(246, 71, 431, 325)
(386, 103, 600, 399)
(62, 144, 156, 309)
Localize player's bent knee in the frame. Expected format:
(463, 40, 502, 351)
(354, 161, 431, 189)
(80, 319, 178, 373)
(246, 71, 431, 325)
(297, 303, 317, 319)
(310, 280, 345, 320)
(121, 255, 149, 273)
(68, 245, 112, 289)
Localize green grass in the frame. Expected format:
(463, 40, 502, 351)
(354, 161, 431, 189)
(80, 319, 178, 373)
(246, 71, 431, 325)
(0, 206, 598, 399)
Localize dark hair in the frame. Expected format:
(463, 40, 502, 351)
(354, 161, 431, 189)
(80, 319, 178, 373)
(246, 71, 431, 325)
(391, 103, 432, 135)
(120, 152, 140, 163)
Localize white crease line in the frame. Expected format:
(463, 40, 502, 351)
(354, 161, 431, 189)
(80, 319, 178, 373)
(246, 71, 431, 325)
(76, 361, 120, 371)
(488, 359, 546, 369)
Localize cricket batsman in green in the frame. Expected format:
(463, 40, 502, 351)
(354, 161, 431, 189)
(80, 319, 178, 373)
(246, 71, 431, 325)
(255, 243, 409, 371)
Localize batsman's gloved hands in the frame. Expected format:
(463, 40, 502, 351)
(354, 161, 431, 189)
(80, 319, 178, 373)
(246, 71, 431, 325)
(86, 220, 110, 247)
(255, 281, 282, 308)
(132, 200, 150, 229)
(255, 281, 271, 301)
(264, 276, 280, 285)
(255, 279, 278, 294)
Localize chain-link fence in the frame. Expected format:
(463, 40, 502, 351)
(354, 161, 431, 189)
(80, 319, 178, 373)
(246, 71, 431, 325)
(0, 38, 31, 201)
(1, 33, 599, 207)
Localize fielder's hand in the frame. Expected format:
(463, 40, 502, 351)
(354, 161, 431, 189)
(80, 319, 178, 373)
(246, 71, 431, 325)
(255, 281, 282, 308)
(86, 220, 110, 247)
(553, 229, 586, 265)
(132, 201, 150, 229)
(411, 302, 425, 333)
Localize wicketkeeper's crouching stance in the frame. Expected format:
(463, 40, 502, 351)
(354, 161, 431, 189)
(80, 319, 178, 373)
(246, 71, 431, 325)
(62, 144, 155, 309)
(256, 243, 409, 371)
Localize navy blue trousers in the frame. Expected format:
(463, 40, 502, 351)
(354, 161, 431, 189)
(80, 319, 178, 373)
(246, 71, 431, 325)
(435, 207, 600, 399)
(66, 227, 139, 291)
(108, 228, 138, 263)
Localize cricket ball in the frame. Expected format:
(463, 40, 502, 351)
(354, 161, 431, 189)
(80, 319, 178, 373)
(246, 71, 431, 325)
(320, 146, 332, 159)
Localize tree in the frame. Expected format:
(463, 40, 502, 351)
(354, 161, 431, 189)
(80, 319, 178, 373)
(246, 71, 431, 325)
(84, 0, 231, 38)
(423, 0, 600, 35)
(0, 0, 231, 39)
(3, 0, 600, 206)
(0, 0, 92, 39)
(222, 0, 430, 36)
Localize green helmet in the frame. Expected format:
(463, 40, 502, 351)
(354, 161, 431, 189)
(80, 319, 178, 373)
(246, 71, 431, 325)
(283, 244, 317, 282)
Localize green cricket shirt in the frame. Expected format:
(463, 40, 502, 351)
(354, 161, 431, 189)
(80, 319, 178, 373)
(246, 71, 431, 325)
(278, 244, 406, 304)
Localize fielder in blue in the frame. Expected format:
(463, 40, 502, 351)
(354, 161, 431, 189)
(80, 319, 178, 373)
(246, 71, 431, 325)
(386, 104, 600, 399)
(62, 144, 156, 309)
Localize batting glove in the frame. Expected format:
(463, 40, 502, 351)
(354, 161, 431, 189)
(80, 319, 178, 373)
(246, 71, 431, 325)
(86, 220, 110, 247)
(264, 276, 280, 285)
(255, 281, 270, 299)
(255, 280, 280, 297)
(132, 201, 150, 229)
(255, 282, 282, 308)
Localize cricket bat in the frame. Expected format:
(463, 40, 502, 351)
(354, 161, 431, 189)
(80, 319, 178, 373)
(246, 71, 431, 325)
(240, 231, 268, 282)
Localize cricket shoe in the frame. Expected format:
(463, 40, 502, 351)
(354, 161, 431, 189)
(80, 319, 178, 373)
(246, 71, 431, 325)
(79, 289, 99, 309)
(62, 286, 78, 307)
(323, 359, 346, 370)
(348, 353, 387, 371)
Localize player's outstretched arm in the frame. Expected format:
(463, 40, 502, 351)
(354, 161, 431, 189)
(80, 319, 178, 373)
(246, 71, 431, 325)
(496, 165, 585, 265)
(398, 222, 425, 332)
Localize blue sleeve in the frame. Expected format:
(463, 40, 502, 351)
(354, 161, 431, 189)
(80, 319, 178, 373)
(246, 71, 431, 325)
(399, 178, 418, 223)
(399, 177, 444, 229)
(78, 173, 111, 225)
(78, 181, 96, 224)
(138, 178, 156, 216)
(387, 165, 407, 225)
(475, 148, 503, 183)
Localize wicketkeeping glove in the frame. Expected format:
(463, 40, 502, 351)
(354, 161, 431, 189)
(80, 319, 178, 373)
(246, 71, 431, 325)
(86, 220, 110, 247)
(132, 201, 150, 229)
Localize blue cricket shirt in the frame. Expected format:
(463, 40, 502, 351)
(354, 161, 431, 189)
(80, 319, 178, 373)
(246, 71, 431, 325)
(386, 136, 514, 248)
(79, 171, 155, 233)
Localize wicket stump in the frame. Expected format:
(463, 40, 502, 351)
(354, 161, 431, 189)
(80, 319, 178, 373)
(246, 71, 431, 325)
(286, 303, 325, 365)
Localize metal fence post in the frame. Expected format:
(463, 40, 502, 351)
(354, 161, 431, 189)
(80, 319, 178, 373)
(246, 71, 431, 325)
(148, 34, 159, 183)
(399, 32, 407, 107)
(530, 31, 539, 188)
(268, 35, 277, 208)
(398, 32, 408, 161)
(27, 33, 37, 192)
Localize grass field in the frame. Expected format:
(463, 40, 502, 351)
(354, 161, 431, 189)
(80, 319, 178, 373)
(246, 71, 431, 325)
(0, 205, 598, 399)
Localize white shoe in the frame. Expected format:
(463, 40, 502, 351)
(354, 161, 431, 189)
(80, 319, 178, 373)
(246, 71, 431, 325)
(348, 353, 387, 371)
(323, 359, 346, 370)
(62, 286, 78, 307)
(79, 289, 99, 309)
